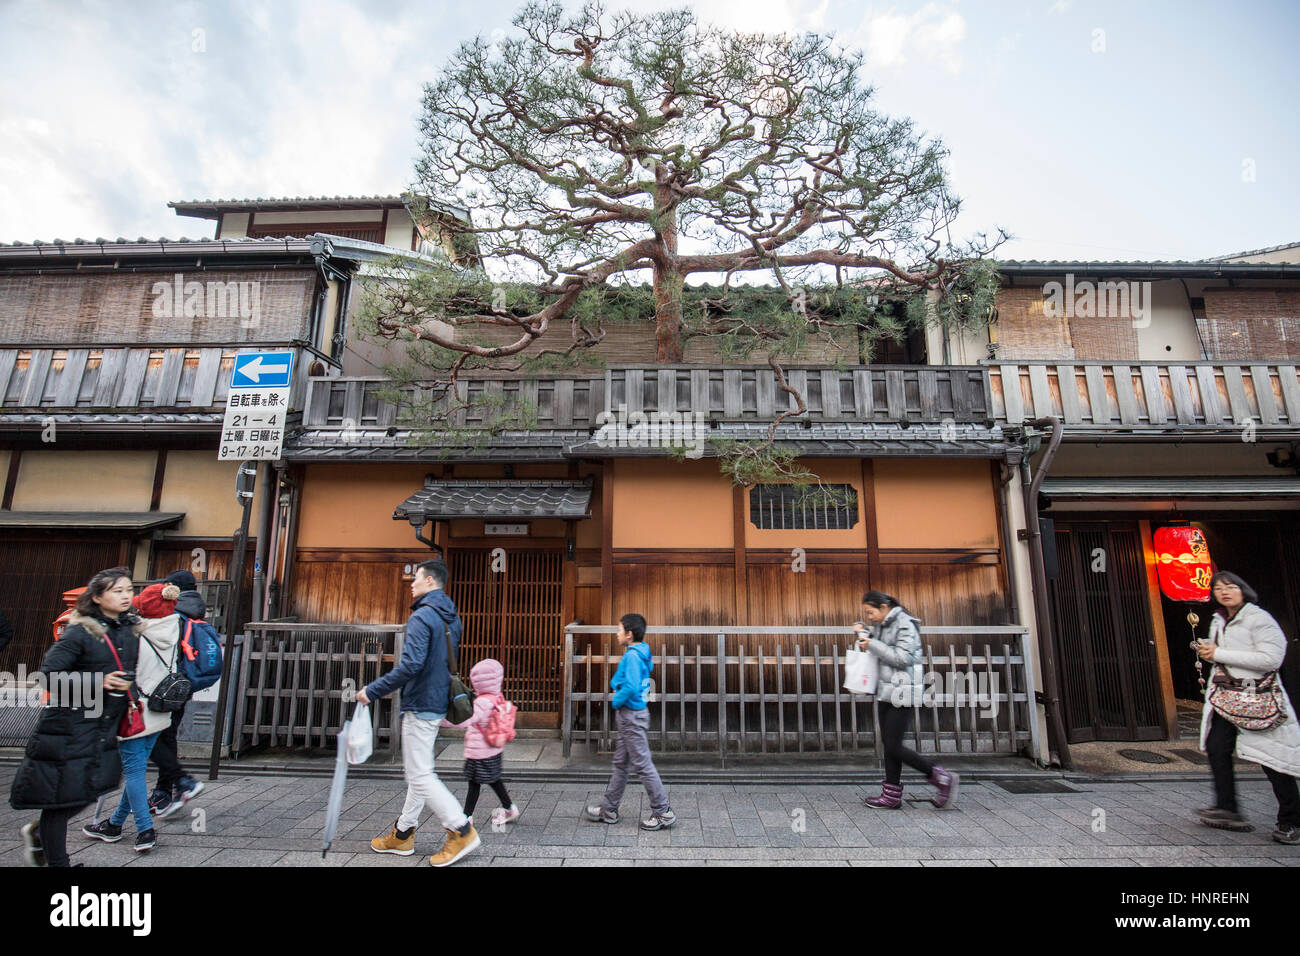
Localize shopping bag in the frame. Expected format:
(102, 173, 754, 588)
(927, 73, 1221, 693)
(346, 702, 373, 764)
(843, 647, 879, 695)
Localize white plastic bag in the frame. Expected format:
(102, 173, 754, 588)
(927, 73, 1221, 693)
(346, 703, 373, 764)
(843, 647, 879, 695)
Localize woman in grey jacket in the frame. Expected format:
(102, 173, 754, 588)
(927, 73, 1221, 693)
(1196, 571, 1300, 843)
(857, 591, 959, 810)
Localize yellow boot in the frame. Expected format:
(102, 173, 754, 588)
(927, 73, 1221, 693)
(370, 822, 416, 856)
(429, 824, 480, 867)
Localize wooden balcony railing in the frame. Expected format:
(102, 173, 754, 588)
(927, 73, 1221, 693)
(0, 346, 313, 414)
(301, 364, 992, 430)
(988, 361, 1300, 431)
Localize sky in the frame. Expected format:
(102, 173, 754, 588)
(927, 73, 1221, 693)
(1, 0, 1297, 262)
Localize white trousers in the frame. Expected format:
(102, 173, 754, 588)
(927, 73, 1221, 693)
(396, 713, 468, 833)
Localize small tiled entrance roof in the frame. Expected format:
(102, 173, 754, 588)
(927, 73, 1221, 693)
(393, 479, 593, 521)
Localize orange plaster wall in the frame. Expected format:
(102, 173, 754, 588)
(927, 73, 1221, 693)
(612, 458, 733, 548)
(296, 463, 438, 548)
(743, 459, 868, 549)
(873, 460, 997, 548)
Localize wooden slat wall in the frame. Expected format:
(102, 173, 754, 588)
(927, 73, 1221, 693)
(606, 366, 989, 423)
(987, 362, 1300, 431)
(288, 549, 431, 625)
(612, 561, 737, 627)
(1, 347, 235, 410)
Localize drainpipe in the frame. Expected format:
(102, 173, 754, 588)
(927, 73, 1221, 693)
(1018, 415, 1072, 769)
(251, 461, 275, 624)
(997, 462, 1020, 627)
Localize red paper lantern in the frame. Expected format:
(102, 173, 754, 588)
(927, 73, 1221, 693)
(1153, 526, 1212, 602)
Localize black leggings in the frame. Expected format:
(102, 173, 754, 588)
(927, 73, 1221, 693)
(878, 702, 934, 785)
(463, 781, 512, 815)
(39, 805, 86, 868)
(1205, 711, 1300, 827)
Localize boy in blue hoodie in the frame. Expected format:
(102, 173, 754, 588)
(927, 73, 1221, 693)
(586, 613, 675, 830)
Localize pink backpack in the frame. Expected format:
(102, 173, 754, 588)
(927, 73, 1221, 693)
(483, 694, 518, 748)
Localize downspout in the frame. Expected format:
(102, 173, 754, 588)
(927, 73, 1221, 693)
(1019, 415, 1072, 769)
(997, 461, 1020, 627)
(263, 463, 285, 620)
(251, 461, 275, 623)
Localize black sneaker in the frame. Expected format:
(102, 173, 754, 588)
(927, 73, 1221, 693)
(1273, 825, 1300, 845)
(177, 775, 205, 805)
(82, 820, 123, 842)
(21, 821, 45, 867)
(147, 788, 172, 815)
(1198, 807, 1254, 832)
(134, 829, 157, 853)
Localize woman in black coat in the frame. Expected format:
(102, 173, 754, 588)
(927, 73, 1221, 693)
(10, 567, 139, 867)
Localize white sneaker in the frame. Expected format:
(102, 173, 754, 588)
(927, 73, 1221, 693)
(491, 805, 521, 826)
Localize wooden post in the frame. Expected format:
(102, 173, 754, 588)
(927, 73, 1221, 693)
(1139, 520, 1179, 739)
(860, 459, 881, 584)
(601, 460, 614, 626)
(732, 483, 748, 626)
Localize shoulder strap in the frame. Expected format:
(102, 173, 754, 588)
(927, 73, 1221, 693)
(440, 614, 460, 678)
(101, 629, 139, 707)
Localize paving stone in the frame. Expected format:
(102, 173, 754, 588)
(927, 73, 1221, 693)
(920, 859, 995, 866)
(203, 848, 291, 866)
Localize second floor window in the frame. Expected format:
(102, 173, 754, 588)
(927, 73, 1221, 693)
(750, 484, 859, 530)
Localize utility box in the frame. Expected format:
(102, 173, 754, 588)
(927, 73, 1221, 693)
(177, 636, 242, 747)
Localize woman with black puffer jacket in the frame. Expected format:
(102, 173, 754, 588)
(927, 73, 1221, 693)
(10, 567, 139, 867)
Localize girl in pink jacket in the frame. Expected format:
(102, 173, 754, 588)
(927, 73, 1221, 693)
(444, 658, 519, 826)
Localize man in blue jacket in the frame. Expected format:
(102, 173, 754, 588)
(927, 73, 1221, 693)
(357, 559, 479, 867)
(586, 613, 675, 830)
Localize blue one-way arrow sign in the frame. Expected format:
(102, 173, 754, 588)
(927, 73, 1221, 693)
(231, 350, 294, 389)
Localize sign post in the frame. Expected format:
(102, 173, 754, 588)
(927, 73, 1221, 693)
(208, 351, 293, 779)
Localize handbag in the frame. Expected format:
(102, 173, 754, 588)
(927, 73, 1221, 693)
(1208, 668, 1289, 731)
(444, 624, 475, 724)
(142, 631, 192, 712)
(102, 631, 148, 738)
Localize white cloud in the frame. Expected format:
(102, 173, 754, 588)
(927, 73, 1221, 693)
(858, 3, 968, 74)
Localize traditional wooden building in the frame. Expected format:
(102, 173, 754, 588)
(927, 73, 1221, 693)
(987, 247, 1300, 757)
(9, 192, 1297, 767)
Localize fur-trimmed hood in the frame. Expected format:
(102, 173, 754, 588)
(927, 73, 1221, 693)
(65, 609, 142, 640)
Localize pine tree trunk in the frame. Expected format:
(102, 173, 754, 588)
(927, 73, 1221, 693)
(653, 179, 684, 363)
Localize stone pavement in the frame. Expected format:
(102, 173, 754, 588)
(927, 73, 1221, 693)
(2, 763, 1299, 867)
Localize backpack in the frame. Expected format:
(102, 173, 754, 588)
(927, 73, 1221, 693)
(179, 615, 224, 692)
(483, 693, 518, 748)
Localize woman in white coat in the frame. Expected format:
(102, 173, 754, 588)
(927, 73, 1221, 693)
(1197, 571, 1300, 843)
(82, 582, 183, 853)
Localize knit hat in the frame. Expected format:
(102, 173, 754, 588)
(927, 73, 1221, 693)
(135, 582, 180, 619)
(165, 569, 198, 592)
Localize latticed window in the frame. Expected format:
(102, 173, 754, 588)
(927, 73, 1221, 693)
(749, 484, 859, 530)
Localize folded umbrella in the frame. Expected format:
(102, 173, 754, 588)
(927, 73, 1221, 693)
(320, 712, 352, 858)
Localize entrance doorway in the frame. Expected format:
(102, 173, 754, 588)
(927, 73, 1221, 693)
(1157, 517, 1300, 704)
(447, 548, 564, 715)
(1048, 521, 1165, 742)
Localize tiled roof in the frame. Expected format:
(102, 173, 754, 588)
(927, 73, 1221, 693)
(998, 259, 1300, 273)
(285, 421, 1013, 462)
(393, 478, 594, 520)
(169, 194, 407, 209)
(1207, 241, 1300, 262)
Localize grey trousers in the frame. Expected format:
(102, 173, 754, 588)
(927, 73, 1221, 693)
(601, 707, 670, 815)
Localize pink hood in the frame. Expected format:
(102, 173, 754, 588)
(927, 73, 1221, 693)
(469, 658, 504, 697)
(444, 657, 507, 759)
